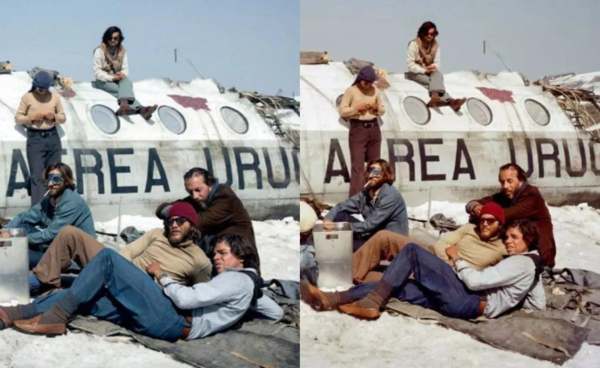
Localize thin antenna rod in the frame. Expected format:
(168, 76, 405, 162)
(174, 48, 205, 80)
(483, 39, 512, 72)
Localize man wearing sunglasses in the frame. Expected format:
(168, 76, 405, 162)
(405, 21, 466, 111)
(352, 202, 507, 284)
(14, 71, 66, 206)
(323, 159, 408, 251)
(466, 163, 556, 268)
(24, 201, 211, 297)
(4, 163, 95, 269)
(93, 26, 157, 120)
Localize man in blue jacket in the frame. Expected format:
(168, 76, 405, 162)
(323, 159, 408, 251)
(5, 162, 95, 268)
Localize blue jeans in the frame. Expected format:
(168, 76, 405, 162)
(30, 249, 186, 341)
(348, 243, 481, 319)
(5, 218, 47, 269)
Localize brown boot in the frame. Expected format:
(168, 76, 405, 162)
(141, 104, 158, 120)
(427, 92, 440, 108)
(450, 98, 467, 112)
(338, 290, 385, 320)
(116, 100, 132, 116)
(13, 314, 66, 337)
(300, 280, 341, 311)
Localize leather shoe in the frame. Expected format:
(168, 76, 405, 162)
(338, 301, 381, 320)
(427, 92, 440, 108)
(300, 280, 336, 311)
(14, 315, 66, 336)
(141, 104, 158, 120)
(116, 103, 132, 116)
(450, 98, 467, 112)
(0, 308, 12, 329)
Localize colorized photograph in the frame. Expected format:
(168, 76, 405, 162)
(300, 0, 600, 367)
(0, 1, 299, 367)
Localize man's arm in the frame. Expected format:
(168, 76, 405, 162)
(161, 273, 249, 310)
(118, 229, 157, 261)
(339, 87, 358, 118)
(53, 95, 66, 125)
(28, 200, 81, 245)
(455, 256, 533, 291)
(351, 191, 400, 233)
(324, 193, 362, 222)
(93, 48, 113, 82)
(155, 197, 194, 220)
(15, 95, 32, 125)
(433, 225, 468, 263)
(465, 195, 494, 215)
(251, 295, 284, 320)
(374, 89, 385, 117)
(407, 42, 426, 74)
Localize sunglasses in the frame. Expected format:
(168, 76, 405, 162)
(368, 167, 382, 178)
(479, 217, 498, 225)
(45, 174, 63, 186)
(110, 37, 120, 41)
(167, 217, 188, 227)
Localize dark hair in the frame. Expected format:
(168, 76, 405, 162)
(163, 221, 201, 242)
(213, 234, 261, 276)
(183, 167, 216, 186)
(504, 219, 539, 251)
(102, 26, 124, 47)
(365, 159, 395, 185)
(43, 162, 76, 190)
(498, 163, 528, 182)
(417, 21, 438, 38)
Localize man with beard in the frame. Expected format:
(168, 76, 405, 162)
(4, 163, 95, 269)
(155, 168, 257, 268)
(27, 202, 211, 296)
(301, 216, 545, 321)
(0, 235, 282, 340)
(466, 163, 556, 267)
(353, 202, 507, 284)
(323, 159, 408, 251)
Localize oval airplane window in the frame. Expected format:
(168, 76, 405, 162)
(525, 99, 550, 126)
(158, 106, 187, 134)
(220, 107, 249, 134)
(403, 96, 430, 125)
(90, 105, 120, 134)
(467, 98, 493, 126)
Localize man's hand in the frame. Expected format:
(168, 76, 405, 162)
(368, 103, 379, 114)
(356, 103, 370, 113)
(445, 245, 459, 261)
(425, 65, 437, 75)
(113, 73, 124, 82)
(146, 262, 164, 277)
(30, 113, 45, 121)
(44, 112, 55, 121)
(473, 205, 482, 217)
(323, 219, 335, 231)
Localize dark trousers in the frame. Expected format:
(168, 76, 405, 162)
(30, 249, 186, 341)
(348, 121, 381, 197)
(333, 211, 372, 252)
(348, 243, 481, 319)
(27, 130, 62, 206)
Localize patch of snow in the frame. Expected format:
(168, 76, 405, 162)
(301, 201, 600, 368)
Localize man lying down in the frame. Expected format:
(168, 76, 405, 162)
(0, 228, 283, 340)
(302, 217, 546, 320)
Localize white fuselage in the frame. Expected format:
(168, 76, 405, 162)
(301, 62, 600, 207)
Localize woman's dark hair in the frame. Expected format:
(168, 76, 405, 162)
(102, 26, 124, 47)
(417, 21, 438, 38)
(504, 219, 539, 251)
(212, 234, 261, 276)
(365, 159, 396, 185)
(43, 162, 76, 190)
(498, 163, 528, 183)
(184, 167, 216, 186)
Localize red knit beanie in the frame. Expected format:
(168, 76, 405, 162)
(480, 202, 505, 224)
(167, 202, 198, 227)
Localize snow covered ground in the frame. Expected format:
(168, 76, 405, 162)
(301, 202, 600, 368)
(0, 216, 299, 368)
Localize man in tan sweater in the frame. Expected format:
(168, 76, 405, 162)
(338, 66, 386, 197)
(15, 71, 67, 205)
(353, 202, 507, 284)
(30, 202, 211, 295)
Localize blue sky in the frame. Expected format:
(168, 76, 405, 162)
(1, 0, 299, 96)
(301, 0, 599, 78)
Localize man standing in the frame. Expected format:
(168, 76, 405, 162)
(28, 202, 212, 296)
(353, 202, 507, 284)
(466, 163, 556, 267)
(5, 163, 95, 269)
(156, 168, 258, 269)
